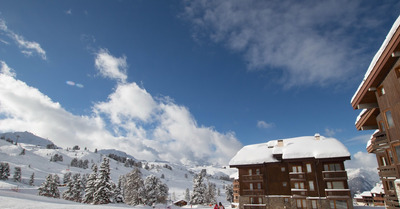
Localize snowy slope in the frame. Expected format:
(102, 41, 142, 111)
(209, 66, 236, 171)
(0, 131, 54, 147)
(0, 134, 234, 206)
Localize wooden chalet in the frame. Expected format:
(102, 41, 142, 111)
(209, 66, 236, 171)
(229, 135, 352, 209)
(354, 183, 385, 207)
(352, 15, 400, 209)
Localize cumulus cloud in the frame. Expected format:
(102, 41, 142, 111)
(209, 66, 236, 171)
(345, 151, 378, 170)
(66, 80, 84, 88)
(0, 19, 47, 60)
(0, 56, 243, 165)
(95, 49, 128, 83)
(257, 120, 274, 129)
(182, 0, 395, 88)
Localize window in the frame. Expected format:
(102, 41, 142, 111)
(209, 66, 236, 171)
(327, 181, 345, 189)
(395, 66, 400, 78)
(377, 85, 385, 96)
(292, 165, 302, 173)
(256, 168, 260, 175)
(294, 182, 305, 189)
(283, 182, 287, 187)
(380, 156, 388, 166)
(281, 167, 286, 172)
(248, 169, 252, 176)
(296, 199, 307, 209)
(385, 111, 395, 128)
(257, 183, 261, 189)
(250, 197, 254, 204)
(258, 197, 262, 204)
(311, 200, 317, 209)
(309, 181, 315, 191)
(249, 183, 253, 190)
(379, 121, 386, 132)
(387, 180, 395, 190)
(306, 163, 312, 173)
(324, 163, 341, 171)
(388, 150, 394, 164)
(330, 200, 348, 209)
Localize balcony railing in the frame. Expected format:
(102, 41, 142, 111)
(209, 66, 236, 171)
(385, 192, 400, 208)
(322, 170, 348, 181)
(325, 189, 351, 198)
(379, 165, 397, 177)
(371, 131, 389, 152)
(289, 172, 306, 181)
(291, 188, 307, 196)
(242, 174, 263, 182)
(242, 189, 264, 196)
(243, 204, 266, 209)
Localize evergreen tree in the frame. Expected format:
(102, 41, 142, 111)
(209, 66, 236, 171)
(0, 162, 10, 180)
(50, 174, 60, 198)
(205, 181, 216, 204)
(185, 188, 190, 202)
(142, 175, 169, 206)
(13, 167, 21, 182)
(71, 174, 84, 202)
(38, 174, 60, 198)
(113, 175, 124, 203)
(63, 176, 75, 201)
(83, 164, 98, 204)
(29, 172, 35, 186)
(124, 167, 144, 206)
(63, 172, 72, 184)
(19, 148, 26, 155)
(225, 184, 234, 203)
(93, 157, 113, 205)
(190, 173, 206, 205)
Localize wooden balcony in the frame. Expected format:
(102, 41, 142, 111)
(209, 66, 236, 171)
(385, 192, 400, 208)
(379, 165, 397, 177)
(243, 204, 266, 209)
(242, 174, 263, 182)
(325, 189, 351, 198)
(291, 188, 307, 197)
(289, 172, 306, 181)
(370, 131, 389, 153)
(242, 189, 264, 196)
(322, 170, 348, 181)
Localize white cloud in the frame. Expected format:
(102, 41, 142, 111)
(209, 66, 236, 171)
(65, 9, 72, 15)
(183, 1, 395, 88)
(0, 57, 242, 166)
(0, 19, 47, 60)
(345, 151, 378, 170)
(95, 49, 128, 83)
(257, 120, 274, 129)
(0, 61, 16, 77)
(324, 128, 342, 137)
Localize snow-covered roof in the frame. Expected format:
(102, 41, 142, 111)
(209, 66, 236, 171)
(360, 191, 372, 197)
(351, 15, 400, 104)
(371, 183, 384, 194)
(229, 135, 350, 166)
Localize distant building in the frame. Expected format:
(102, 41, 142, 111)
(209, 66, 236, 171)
(231, 172, 240, 208)
(229, 134, 353, 209)
(351, 15, 400, 208)
(173, 200, 187, 207)
(354, 183, 385, 207)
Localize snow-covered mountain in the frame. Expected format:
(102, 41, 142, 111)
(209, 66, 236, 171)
(0, 132, 235, 205)
(0, 131, 55, 147)
(347, 168, 380, 196)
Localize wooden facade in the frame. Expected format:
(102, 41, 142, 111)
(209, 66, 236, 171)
(352, 16, 400, 209)
(231, 157, 352, 209)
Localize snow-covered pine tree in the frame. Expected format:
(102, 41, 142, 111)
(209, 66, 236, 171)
(93, 157, 113, 205)
(38, 174, 60, 198)
(225, 184, 233, 203)
(124, 167, 144, 206)
(29, 172, 35, 186)
(13, 167, 21, 182)
(190, 173, 206, 205)
(185, 188, 190, 202)
(63, 175, 75, 201)
(142, 175, 168, 206)
(113, 175, 124, 203)
(205, 181, 216, 204)
(63, 172, 72, 184)
(0, 162, 10, 180)
(50, 174, 60, 198)
(83, 164, 97, 204)
(71, 173, 84, 202)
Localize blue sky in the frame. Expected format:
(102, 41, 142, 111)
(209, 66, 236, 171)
(0, 0, 399, 167)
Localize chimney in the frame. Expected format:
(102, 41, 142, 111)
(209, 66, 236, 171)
(277, 140, 284, 147)
(314, 133, 320, 140)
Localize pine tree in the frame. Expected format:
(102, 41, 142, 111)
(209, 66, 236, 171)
(113, 176, 124, 203)
(185, 188, 190, 202)
(0, 162, 10, 180)
(124, 167, 144, 206)
(29, 172, 35, 186)
(13, 167, 21, 182)
(225, 184, 233, 203)
(63, 176, 75, 201)
(83, 164, 98, 204)
(93, 157, 113, 205)
(50, 174, 60, 198)
(38, 174, 60, 198)
(205, 181, 216, 204)
(142, 175, 168, 206)
(71, 174, 84, 202)
(190, 173, 206, 205)
(63, 172, 72, 184)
